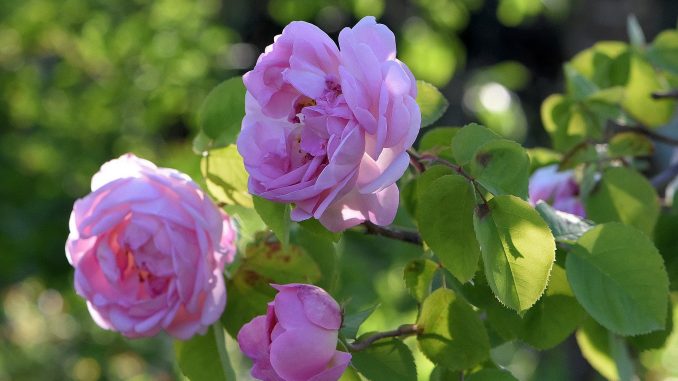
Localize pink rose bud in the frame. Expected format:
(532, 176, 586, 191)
(65, 154, 237, 340)
(238, 284, 351, 381)
(529, 164, 585, 217)
(238, 16, 421, 232)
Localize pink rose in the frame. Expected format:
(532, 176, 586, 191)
(65, 154, 236, 339)
(238, 16, 420, 232)
(237, 284, 351, 381)
(529, 164, 585, 217)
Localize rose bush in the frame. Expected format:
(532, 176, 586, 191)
(528, 164, 585, 217)
(237, 16, 420, 232)
(65, 154, 236, 339)
(237, 284, 350, 381)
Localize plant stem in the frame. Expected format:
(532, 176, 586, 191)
(346, 324, 421, 352)
(651, 90, 678, 99)
(212, 322, 237, 381)
(609, 121, 678, 146)
(362, 222, 422, 246)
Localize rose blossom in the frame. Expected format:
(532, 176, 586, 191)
(237, 16, 420, 232)
(65, 154, 236, 339)
(529, 164, 585, 217)
(237, 284, 351, 381)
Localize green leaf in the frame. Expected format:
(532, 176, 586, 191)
(654, 213, 678, 291)
(452, 123, 501, 166)
(198, 77, 246, 147)
(252, 196, 290, 246)
(403, 259, 439, 302)
(469, 139, 530, 199)
(621, 53, 676, 127)
(352, 338, 417, 381)
(290, 225, 339, 291)
(565, 64, 600, 100)
(339, 367, 363, 381)
(417, 80, 449, 128)
(567, 223, 669, 335)
(201, 145, 252, 207)
(222, 204, 265, 252)
(576, 319, 633, 381)
(527, 148, 562, 172)
(540, 94, 585, 152)
(417, 175, 481, 283)
(419, 127, 458, 161)
(429, 366, 462, 381)
(627, 15, 646, 48)
(486, 261, 587, 349)
(473, 195, 555, 311)
(535, 201, 594, 244)
(584, 167, 659, 236)
(222, 238, 321, 336)
(175, 326, 227, 381)
(607, 132, 654, 158)
(341, 304, 379, 339)
(466, 369, 519, 381)
(648, 30, 678, 74)
(299, 218, 342, 243)
(417, 288, 490, 370)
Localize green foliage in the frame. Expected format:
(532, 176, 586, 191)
(341, 305, 380, 340)
(466, 368, 519, 381)
(417, 81, 449, 128)
(175, 326, 227, 381)
(535, 202, 594, 244)
(473, 195, 555, 312)
(583, 167, 659, 236)
(417, 288, 490, 371)
(487, 261, 587, 350)
(252, 196, 291, 246)
(201, 145, 252, 207)
(607, 132, 654, 158)
(576, 319, 635, 381)
(196, 77, 247, 152)
(351, 338, 417, 381)
(403, 259, 439, 302)
(417, 175, 480, 282)
(419, 127, 458, 161)
(567, 223, 669, 335)
(222, 237, 321, 336)
(452, 123, 501, 166)
(469, 139, 530, 199)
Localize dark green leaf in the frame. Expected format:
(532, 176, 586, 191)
(535, 201, 594, 244)
(175, 326, 227, 381)
(341, 305, 379, 340)
(608, 132, 654, 158)
(352, 338, 417, 381)
(567, 223, 669, 335)
(299, 218, 342, 243)
(417, 175, 481, 282)
(466, 369, 519, 381)
(252, 196, 290, 246)
(198, 77, 246, 146)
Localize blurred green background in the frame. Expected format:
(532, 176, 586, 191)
(1, 0, 677, 380)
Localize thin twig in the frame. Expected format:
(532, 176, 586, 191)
(651, 90, 678, 100)
(346, 324, 421, 352)
(363, 221, 422, 246)
(407, 149, 426, 174)
(609, 121, 678, 146)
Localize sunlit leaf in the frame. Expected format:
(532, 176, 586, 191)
(469, 139, 530, 199)
(417, 81, 449, 128)
(403, 259, 439, 302)
(252, 196, 290, 246)
(473, 195, 555, 312)
(201, 145, 252, 207)
(451, 123, 501, 166)
(417, 288, 490, 370)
